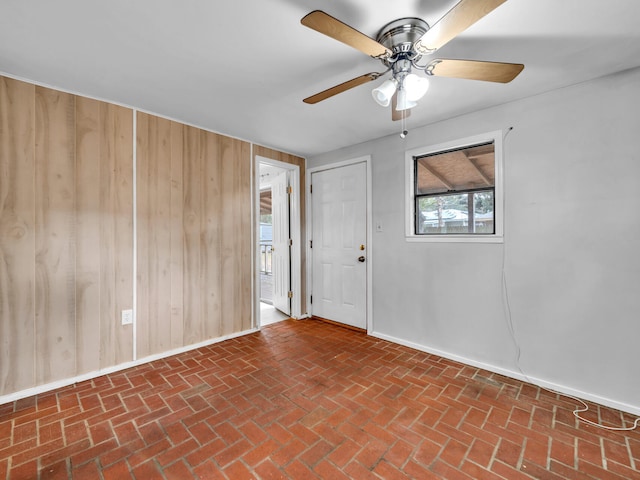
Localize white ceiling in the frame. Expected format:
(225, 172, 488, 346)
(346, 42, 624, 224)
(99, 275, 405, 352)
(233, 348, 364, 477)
(1, 0, 639, 157)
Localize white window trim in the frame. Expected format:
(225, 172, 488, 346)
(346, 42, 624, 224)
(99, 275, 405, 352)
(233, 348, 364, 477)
(405, 130, 504, 243)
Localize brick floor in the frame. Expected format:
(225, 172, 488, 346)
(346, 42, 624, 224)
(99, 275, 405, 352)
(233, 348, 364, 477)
(1, 319, 639, 479)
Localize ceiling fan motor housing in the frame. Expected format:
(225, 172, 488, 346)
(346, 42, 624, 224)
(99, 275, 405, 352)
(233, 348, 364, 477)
(376, 18, 429, 59)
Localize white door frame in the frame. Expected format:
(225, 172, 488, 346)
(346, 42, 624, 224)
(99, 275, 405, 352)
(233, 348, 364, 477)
(306, 156, 373, 333)
(255, 156, 302, 325)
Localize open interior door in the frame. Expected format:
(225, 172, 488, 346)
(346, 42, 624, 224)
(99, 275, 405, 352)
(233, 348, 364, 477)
(271, 170, 291, 315)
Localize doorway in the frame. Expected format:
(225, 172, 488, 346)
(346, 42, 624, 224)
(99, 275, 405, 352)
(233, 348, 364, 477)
(307, 157, 372, 331)
(256, 157, 302, 327)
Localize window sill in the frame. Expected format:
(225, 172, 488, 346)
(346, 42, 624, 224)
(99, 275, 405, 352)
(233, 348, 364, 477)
(405, 234, 504, 244)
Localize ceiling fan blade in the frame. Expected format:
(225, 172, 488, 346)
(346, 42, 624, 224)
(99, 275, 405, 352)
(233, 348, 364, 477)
(391, 93, 411, 121)
(303, 73, 381, 104)
(301, 10, 391, 59)
(414, 0, 508, 54)
(426, 59, 524, 83)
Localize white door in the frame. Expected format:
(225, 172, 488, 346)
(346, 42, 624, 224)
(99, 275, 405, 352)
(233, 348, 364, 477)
(311, 162, 367, 329)
(272, 170, 291, 315)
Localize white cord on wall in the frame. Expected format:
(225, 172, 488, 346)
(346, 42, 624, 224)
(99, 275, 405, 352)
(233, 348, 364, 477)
(500, 126, 639, 432)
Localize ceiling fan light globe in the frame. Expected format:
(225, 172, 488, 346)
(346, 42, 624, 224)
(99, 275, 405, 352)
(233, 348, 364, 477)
(395, 89, 417, 111)
(404, 74, 430, 102)
(372, 78, 397, 107)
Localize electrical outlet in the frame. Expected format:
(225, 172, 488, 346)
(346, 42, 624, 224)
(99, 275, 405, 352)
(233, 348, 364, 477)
(121, 309, 133, 326)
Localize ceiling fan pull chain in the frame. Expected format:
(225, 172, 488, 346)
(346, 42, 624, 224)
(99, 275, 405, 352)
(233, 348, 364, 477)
(400, 109, 408, 138)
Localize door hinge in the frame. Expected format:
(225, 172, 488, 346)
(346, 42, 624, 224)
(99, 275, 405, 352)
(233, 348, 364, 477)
(288, 291, 293, 299)
(310, 184, 312, 194)
(310, 240, 312, 248)
(287, 185, 293, 194)
(310, 295, 313, 304)
(288, 238, 293, 247)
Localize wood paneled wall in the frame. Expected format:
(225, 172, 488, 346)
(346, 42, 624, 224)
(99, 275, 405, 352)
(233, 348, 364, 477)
(0, 77, 133, 396)
(136, 113, 252, 358)
(0, 74, 291, 400)
(253, 145, 307, 315)
(75, 95, 134, 371)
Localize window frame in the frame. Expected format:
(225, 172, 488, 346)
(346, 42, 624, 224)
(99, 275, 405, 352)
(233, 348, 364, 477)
(405, 130, 504, 243)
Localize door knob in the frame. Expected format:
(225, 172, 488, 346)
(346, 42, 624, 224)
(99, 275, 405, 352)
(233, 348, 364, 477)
(358, 256, 366, 263)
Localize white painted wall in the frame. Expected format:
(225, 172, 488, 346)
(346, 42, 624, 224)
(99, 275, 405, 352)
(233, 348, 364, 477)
(308, 67, 640, 415)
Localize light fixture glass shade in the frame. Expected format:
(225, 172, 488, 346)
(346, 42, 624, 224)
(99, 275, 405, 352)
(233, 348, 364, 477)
(372, 78, 397, 107)
(404, 74, 430, 102)
(395, 89, 417, 111)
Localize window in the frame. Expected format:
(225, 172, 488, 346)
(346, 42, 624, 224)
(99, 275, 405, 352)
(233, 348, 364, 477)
(405, 131, 503, 242)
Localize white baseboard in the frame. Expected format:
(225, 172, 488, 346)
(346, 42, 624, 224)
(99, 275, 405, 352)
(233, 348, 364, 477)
(369, 330, 640, 418)
(0, 328, 258, 406)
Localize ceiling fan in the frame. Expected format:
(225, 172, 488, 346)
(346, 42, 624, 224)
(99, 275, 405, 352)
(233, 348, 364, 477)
(301, 0, 524, 124)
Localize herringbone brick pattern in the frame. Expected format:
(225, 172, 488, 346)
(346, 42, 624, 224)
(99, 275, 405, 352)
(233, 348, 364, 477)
(1, 319, 639, 479)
